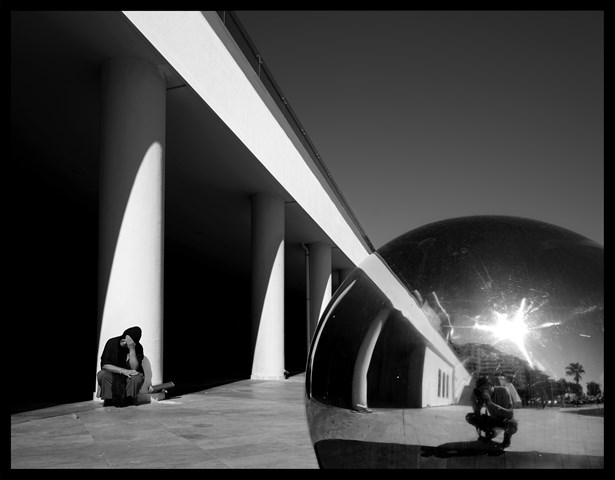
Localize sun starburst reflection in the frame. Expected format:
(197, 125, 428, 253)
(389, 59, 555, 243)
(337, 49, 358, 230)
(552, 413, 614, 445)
(473, 298, 534, 367)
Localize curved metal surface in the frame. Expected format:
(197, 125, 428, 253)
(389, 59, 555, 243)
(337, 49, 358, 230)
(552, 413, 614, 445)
(306, 215, 603, 468)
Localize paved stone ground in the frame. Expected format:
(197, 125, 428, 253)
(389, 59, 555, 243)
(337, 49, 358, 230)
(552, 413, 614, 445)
(308, 397, 603, 468)
(11, 375, 317, 469)
(11, 374, 603, 469)
(308, 399, 604, 455)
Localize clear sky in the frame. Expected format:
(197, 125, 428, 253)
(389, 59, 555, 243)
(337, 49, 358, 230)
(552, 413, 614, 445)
(235, 10, 604, 250)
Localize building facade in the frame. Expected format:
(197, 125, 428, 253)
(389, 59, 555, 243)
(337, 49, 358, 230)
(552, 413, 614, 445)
(8, 11, 373, 411)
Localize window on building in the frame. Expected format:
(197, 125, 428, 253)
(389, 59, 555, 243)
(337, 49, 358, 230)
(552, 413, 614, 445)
(438, 369, 441, 397)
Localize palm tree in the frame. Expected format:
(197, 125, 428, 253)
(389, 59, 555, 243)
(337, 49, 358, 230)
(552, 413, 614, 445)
(566, 362, 585, 405)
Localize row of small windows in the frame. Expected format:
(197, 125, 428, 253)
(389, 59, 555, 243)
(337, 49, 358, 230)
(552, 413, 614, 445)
(437, 369, 449, 398)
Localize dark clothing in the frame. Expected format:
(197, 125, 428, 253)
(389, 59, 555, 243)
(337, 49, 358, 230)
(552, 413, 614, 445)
(466, 412, 518, 435)
(490, 387, 513, 413)
(97, 332, 145, 405)
(97, 370, 144, 403)
(468, 384, 517, 446)
(471, 386, 513, 420)
(122, 326, 142, 344)
(100, 335, 145, 374)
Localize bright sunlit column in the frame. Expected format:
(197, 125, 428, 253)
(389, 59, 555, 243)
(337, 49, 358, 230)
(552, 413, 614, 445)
(96, 57, 166, 397)
(308, 242, 332, 343)
(351, 308, 389, 411)
(251, 192, 286, 380)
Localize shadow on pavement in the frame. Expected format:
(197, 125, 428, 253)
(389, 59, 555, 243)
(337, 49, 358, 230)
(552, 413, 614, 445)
(420, 440, 506, 458)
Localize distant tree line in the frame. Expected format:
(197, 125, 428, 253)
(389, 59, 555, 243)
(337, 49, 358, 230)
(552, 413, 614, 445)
(451, 342, 602, 406)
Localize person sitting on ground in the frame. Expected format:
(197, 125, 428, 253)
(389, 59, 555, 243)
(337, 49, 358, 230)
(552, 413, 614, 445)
(97, 326, 145, 407)
(465, 376, 518, 448)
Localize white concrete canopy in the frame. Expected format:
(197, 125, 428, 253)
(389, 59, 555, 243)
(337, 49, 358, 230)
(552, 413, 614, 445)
(122, 11, 371, 268)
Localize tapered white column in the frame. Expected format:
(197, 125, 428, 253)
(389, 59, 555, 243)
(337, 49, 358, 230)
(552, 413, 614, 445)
(96, 58, 166, 396)
(308, 242, 332, 343)
(352, 308, 390, 411)
(251, 192, 285, 380)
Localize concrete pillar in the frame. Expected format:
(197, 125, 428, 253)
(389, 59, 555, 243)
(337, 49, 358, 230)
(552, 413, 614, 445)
(96, 58, 166, 397)
(308, 242, 332, 343)
(251, 192, 285, 380)
(352, 308, 390, 411)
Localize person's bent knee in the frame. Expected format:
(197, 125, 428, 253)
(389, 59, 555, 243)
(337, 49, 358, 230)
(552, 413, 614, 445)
(125, 373, 145, 398)
(97, 370, 116, 382)
(505, 419, 518, 435)
(127, 372, 145, 388)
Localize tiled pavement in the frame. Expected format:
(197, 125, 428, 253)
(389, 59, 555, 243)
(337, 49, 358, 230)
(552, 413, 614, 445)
(10, 374, 604, 469)
(11, 374, 317, 469)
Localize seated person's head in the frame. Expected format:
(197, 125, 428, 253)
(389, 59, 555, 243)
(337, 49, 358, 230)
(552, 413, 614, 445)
(476, 376, 494, 394)
(120, 326, 142, 348)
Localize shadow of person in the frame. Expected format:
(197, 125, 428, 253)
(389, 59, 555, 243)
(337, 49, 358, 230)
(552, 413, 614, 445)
(420, 440, 505, 458)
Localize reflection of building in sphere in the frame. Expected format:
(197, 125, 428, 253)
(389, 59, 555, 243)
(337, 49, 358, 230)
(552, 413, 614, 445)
(306, 215, 603, 469)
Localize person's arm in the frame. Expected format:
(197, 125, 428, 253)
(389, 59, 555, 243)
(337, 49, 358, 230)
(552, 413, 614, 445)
(100, 339, 129, 376)
(485, 400, 511, 417)
(485, 389, 513, 419)
(100, 337, 139, 377)
(102, 363, 131, 376)
(472, 388, 483, 414)
(125, 335, 140, 371)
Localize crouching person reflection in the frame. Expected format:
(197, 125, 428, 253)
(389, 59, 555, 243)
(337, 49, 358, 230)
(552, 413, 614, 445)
(465, 376, 518, 449)
(96, 326, 145, 407)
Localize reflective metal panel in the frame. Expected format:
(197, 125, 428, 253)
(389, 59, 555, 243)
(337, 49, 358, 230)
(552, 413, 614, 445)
(306, 216, 603, 468)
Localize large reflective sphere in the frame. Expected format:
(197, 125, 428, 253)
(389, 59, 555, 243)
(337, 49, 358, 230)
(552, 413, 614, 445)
(306, 216, 603, 468)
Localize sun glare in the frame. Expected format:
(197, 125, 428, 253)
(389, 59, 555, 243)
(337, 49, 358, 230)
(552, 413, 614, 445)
(474, 298, 534, 367)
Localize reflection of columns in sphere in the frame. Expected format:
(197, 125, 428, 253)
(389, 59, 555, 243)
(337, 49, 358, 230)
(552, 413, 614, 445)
(308, 242, 332, 342)
(306, 215, 604, 469)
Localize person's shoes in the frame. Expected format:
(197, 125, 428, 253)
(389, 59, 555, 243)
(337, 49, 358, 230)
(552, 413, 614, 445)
(103, 396, 123, 407)
(500, 433, 511, 449)
(117, 396, 137, 407)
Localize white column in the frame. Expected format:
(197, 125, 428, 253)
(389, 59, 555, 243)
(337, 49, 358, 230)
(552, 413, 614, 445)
(351, 309, 390, 411)
(96, 58, 166, 397)
(308, 242, 332, 342)
(251, 192, 285, 380)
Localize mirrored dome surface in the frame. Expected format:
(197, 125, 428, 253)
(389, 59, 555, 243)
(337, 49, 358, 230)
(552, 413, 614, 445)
(306, 216, 603, 468)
